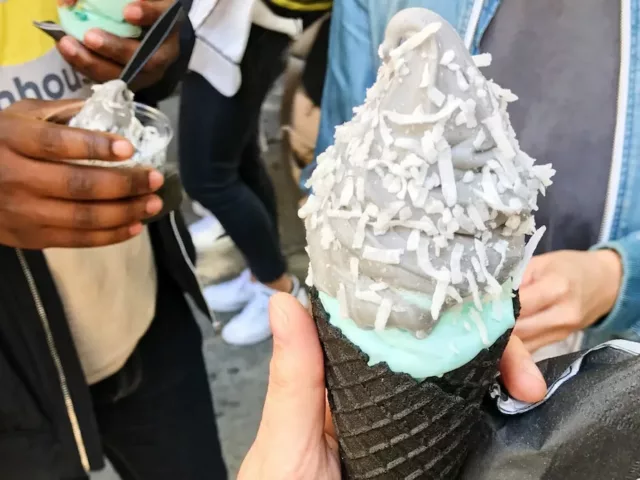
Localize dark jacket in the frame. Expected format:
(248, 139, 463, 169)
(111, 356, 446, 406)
(0, 5, 206, 479)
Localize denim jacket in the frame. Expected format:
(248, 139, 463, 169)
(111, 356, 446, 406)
(310, 0, 640, 338)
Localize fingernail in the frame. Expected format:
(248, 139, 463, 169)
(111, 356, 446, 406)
(145, 196, 163, 215)
(148, 171, 164, 190)
(59, 37, 78, 56)
(112, 140, 133, 158)
(129, 223, 143, 236)
(125, 5, 143, 20)
(84, 30, 104, 48)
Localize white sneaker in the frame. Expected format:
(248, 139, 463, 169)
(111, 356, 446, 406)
(221, 275, 308, 346)
(188, 215, 225, 253)
(203, 269, 255, 313)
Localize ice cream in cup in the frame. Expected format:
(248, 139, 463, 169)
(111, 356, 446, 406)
(58, 0, 142, 41)
(50, 80, 182, 223)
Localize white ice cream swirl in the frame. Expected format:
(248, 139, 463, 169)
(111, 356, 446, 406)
(301, 9, 554, 336)
(70, 79, 166, 168)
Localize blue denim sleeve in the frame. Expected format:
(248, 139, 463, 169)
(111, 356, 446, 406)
(589, 232, 640, 335)
(314, 0, 376, 160)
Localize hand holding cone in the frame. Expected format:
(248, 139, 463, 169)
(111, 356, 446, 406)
(239, 294, 545, 479)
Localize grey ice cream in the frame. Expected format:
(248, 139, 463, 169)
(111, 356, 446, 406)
(300, 9, 554, 336)
(69, 79, 168, 168)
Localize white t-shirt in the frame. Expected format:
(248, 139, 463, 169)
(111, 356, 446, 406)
(0, 0, 157, 385)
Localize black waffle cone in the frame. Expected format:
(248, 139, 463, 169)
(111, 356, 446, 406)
(312, 288, 518, 480)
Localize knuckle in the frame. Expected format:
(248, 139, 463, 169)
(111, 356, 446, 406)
(0, 188, 26, 217)
(111, 170, 135, 197)
(125, 199, 143, 223)
(0, 152, 12, 185)
(123, 169, 148, 196)
(66, 168, 95, 197)
(38, 125, 63, 157)
(80, 132, 102, 160)
(71, 203, 97, 229)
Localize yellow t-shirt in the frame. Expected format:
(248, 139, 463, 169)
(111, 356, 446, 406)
(0, 0, 157, 385)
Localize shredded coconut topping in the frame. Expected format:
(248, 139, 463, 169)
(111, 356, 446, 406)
(301, 10, 553, 336)
(69, 80, 167, 168)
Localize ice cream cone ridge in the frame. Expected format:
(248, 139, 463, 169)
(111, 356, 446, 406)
(312, 287, 518, 480)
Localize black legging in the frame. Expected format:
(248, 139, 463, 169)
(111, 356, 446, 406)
(179, 26, 289, 283)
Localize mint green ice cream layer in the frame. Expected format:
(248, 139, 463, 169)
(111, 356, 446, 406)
(319, 281, 514, 380)
(59, 3, 141, 41)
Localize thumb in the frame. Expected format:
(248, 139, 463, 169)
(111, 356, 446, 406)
(499, 335, 547, 403)
(257, 293, 327, 442)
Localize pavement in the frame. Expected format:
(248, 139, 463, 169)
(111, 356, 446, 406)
(93, 80, 302, 479)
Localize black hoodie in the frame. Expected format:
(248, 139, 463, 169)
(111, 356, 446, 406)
(0, 3, 208, 478)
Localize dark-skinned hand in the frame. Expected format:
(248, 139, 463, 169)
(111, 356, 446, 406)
(0, 99, 164, 249)
(56, 0, 181, 91)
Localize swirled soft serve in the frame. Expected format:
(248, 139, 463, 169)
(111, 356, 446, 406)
(300, 9, 554, 378)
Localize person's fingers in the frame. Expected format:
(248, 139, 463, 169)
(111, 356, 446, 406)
(0, 150, 163, 200)
(4, 98, 84, 122)
(82, 29, 140, 66)
(124, 0, 174, 26)
(19, 223, 142, 249)
(7, 195, 162, 230)
(57, 37, 122, 83)
(82, 30, 179, 72)
(139, 32, 180, 74)
(68, 29, 179, 90)
(0, 116, 133, 161)
(514, 305, 569, 342)
(499, 335, 547, 403)
(259, 293, 326, 441)
(518, 273, 568, 318)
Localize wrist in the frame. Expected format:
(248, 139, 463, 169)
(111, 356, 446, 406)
(591, 249, 623, 316)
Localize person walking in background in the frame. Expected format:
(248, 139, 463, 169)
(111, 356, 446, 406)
(303, 0, 640, 357)
(180, 0, 332, 346)
(0, 1, 227, 478)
